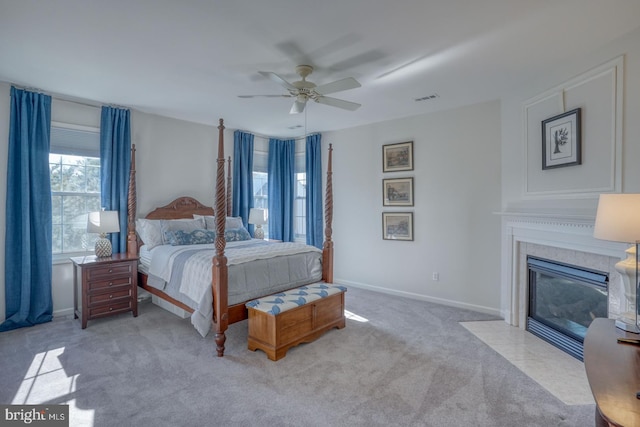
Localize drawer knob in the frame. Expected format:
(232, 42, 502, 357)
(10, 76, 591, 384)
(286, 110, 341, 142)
(109, 282, 113, 286)
(109, 307, 113, 311)
(109, 295, 113, 299)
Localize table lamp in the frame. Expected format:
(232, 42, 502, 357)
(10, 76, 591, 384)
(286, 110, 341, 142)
(87, 210, 120, 258)
(593, 194, 640, 333)
(248, 208, 267, 239)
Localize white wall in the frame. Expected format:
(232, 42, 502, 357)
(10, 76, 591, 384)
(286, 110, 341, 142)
(501, 27, 640, 215)
(327, 100, 502, 315)
(132, 112, 233, 216)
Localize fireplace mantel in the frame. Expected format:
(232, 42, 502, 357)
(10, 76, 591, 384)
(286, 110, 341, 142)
(499, 212, 628, 328)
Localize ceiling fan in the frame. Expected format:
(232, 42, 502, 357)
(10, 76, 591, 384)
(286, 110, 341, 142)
(239, 65, 362, 114)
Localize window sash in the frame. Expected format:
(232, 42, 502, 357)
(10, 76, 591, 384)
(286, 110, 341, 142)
(49, 124, 101, 257)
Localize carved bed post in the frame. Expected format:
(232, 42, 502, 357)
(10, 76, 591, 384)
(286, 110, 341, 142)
(212, 119, 229, 357)
(226, 156, 232, 217)
(127, 144, 138, 257)
(322, 144, 334, 283)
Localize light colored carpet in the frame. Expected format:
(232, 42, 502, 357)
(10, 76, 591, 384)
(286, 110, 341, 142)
(0, 286, 595, 426)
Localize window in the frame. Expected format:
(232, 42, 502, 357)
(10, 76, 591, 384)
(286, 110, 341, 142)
(293, 172, 307, 241)
(293, 141, 306, 243)
(50, 124, 101, 256)
(252, 171, 269, 238)
(251, 137, 308, 242)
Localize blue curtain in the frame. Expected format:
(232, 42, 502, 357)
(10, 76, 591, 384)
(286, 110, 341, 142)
(268, 138, 295, 241)
(232, 130, 254, 233)
(100, 107, 131, 254)
(305, 134, 323, 248)
(1, 87, 53, 332)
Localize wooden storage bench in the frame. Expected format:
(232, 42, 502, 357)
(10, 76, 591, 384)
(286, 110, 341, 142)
(246, 283, 346, 361)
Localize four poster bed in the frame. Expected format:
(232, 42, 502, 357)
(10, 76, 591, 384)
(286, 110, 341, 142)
(125, 119, 335, 357)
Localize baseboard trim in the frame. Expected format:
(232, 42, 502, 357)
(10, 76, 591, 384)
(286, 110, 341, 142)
(53, 307, 74, 319)
(335, 278, 502, 318)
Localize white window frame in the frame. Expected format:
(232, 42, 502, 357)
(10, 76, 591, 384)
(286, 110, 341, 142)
(50, 122, 101, 263)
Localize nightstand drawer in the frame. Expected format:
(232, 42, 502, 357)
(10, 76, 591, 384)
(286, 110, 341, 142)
(88, 300, 132, 317)
(87, 275, 132, 292)
(87, 262, 134, 280)
(88, 288, 132, 306)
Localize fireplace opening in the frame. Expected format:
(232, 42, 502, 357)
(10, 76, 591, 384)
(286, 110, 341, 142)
(527, 256, 608, 361)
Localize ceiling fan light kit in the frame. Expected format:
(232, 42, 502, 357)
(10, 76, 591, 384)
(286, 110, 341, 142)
(245, 65, 362, 114)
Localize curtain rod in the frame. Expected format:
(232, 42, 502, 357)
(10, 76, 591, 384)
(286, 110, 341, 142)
(8, 82, 129, 110)
(237, 129, 320, 142)
(52, 94, 129, 111)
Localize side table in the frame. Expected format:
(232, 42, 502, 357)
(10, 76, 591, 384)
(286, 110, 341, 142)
(584, 318, 640, 427)
(71, 253, 138, 329)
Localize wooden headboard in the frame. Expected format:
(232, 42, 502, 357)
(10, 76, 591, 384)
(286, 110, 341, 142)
(144, 196, 214, 220)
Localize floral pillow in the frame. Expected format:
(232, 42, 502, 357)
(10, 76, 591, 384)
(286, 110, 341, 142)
(159, 218, 204, 244)
(224, 227, 252, 242)
(164, 229, 216, 246)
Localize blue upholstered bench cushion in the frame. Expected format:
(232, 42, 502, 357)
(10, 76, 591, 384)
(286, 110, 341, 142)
(246, 283, 347, 315)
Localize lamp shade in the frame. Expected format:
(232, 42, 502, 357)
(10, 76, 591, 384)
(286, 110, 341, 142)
(87, 210, 120, 234)
(593, 194, 640, 243)
(248, 208, 267, 226)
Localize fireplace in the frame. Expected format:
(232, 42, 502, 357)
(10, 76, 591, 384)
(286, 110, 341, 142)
(527, 256, 608, 360)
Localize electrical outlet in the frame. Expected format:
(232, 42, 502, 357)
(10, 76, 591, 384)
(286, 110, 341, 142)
(432, 272, 439, 281)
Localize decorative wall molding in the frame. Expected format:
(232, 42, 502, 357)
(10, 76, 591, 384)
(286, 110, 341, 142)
(521, 56, 624, 199)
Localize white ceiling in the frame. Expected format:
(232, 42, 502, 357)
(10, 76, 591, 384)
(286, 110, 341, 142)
(1, 0, 639, 137)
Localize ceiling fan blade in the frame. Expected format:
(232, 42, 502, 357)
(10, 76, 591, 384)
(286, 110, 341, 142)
(314, 77, 361, 95)
(238, 94, 292, 98)
(289, 99, 307, 114)
(315, 96, 361, 111)
(259, 71, 297, 91)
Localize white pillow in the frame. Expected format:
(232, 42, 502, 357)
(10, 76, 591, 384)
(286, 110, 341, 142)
(136, 219, 163, 249)
(193, 215, 244, 230)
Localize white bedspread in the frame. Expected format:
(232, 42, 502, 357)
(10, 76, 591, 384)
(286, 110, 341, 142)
(177, 241, 321, 304)
(146, 239, 322, 336)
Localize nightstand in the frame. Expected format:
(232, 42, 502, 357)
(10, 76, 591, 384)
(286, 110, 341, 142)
(71, 253, 138, 329)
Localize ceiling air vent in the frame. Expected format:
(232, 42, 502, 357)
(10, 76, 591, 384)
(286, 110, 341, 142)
(415, 93, 439, 102)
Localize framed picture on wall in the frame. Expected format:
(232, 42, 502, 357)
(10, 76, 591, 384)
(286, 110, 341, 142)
(382, 212, 413, 241)
(383, 141, 413, 172)
(383, 177, 414, 206)
(542, 108, 582, 170)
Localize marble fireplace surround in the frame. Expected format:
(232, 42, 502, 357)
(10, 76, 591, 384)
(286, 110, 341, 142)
(500, 213, 630, 329)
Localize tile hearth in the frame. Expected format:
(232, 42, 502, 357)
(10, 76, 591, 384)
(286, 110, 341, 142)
(461, 320, 594, 406)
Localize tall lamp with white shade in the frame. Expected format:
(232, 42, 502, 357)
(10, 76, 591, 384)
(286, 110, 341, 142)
(593, 194, 640, 333)
(248, 208, 267, 239)
(87, 210, 120, 258)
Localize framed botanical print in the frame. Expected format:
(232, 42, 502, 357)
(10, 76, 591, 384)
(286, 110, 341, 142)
(383, 177, 413, 207)
(542, 108, 581, 170)
(383, 141, 413, 172)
